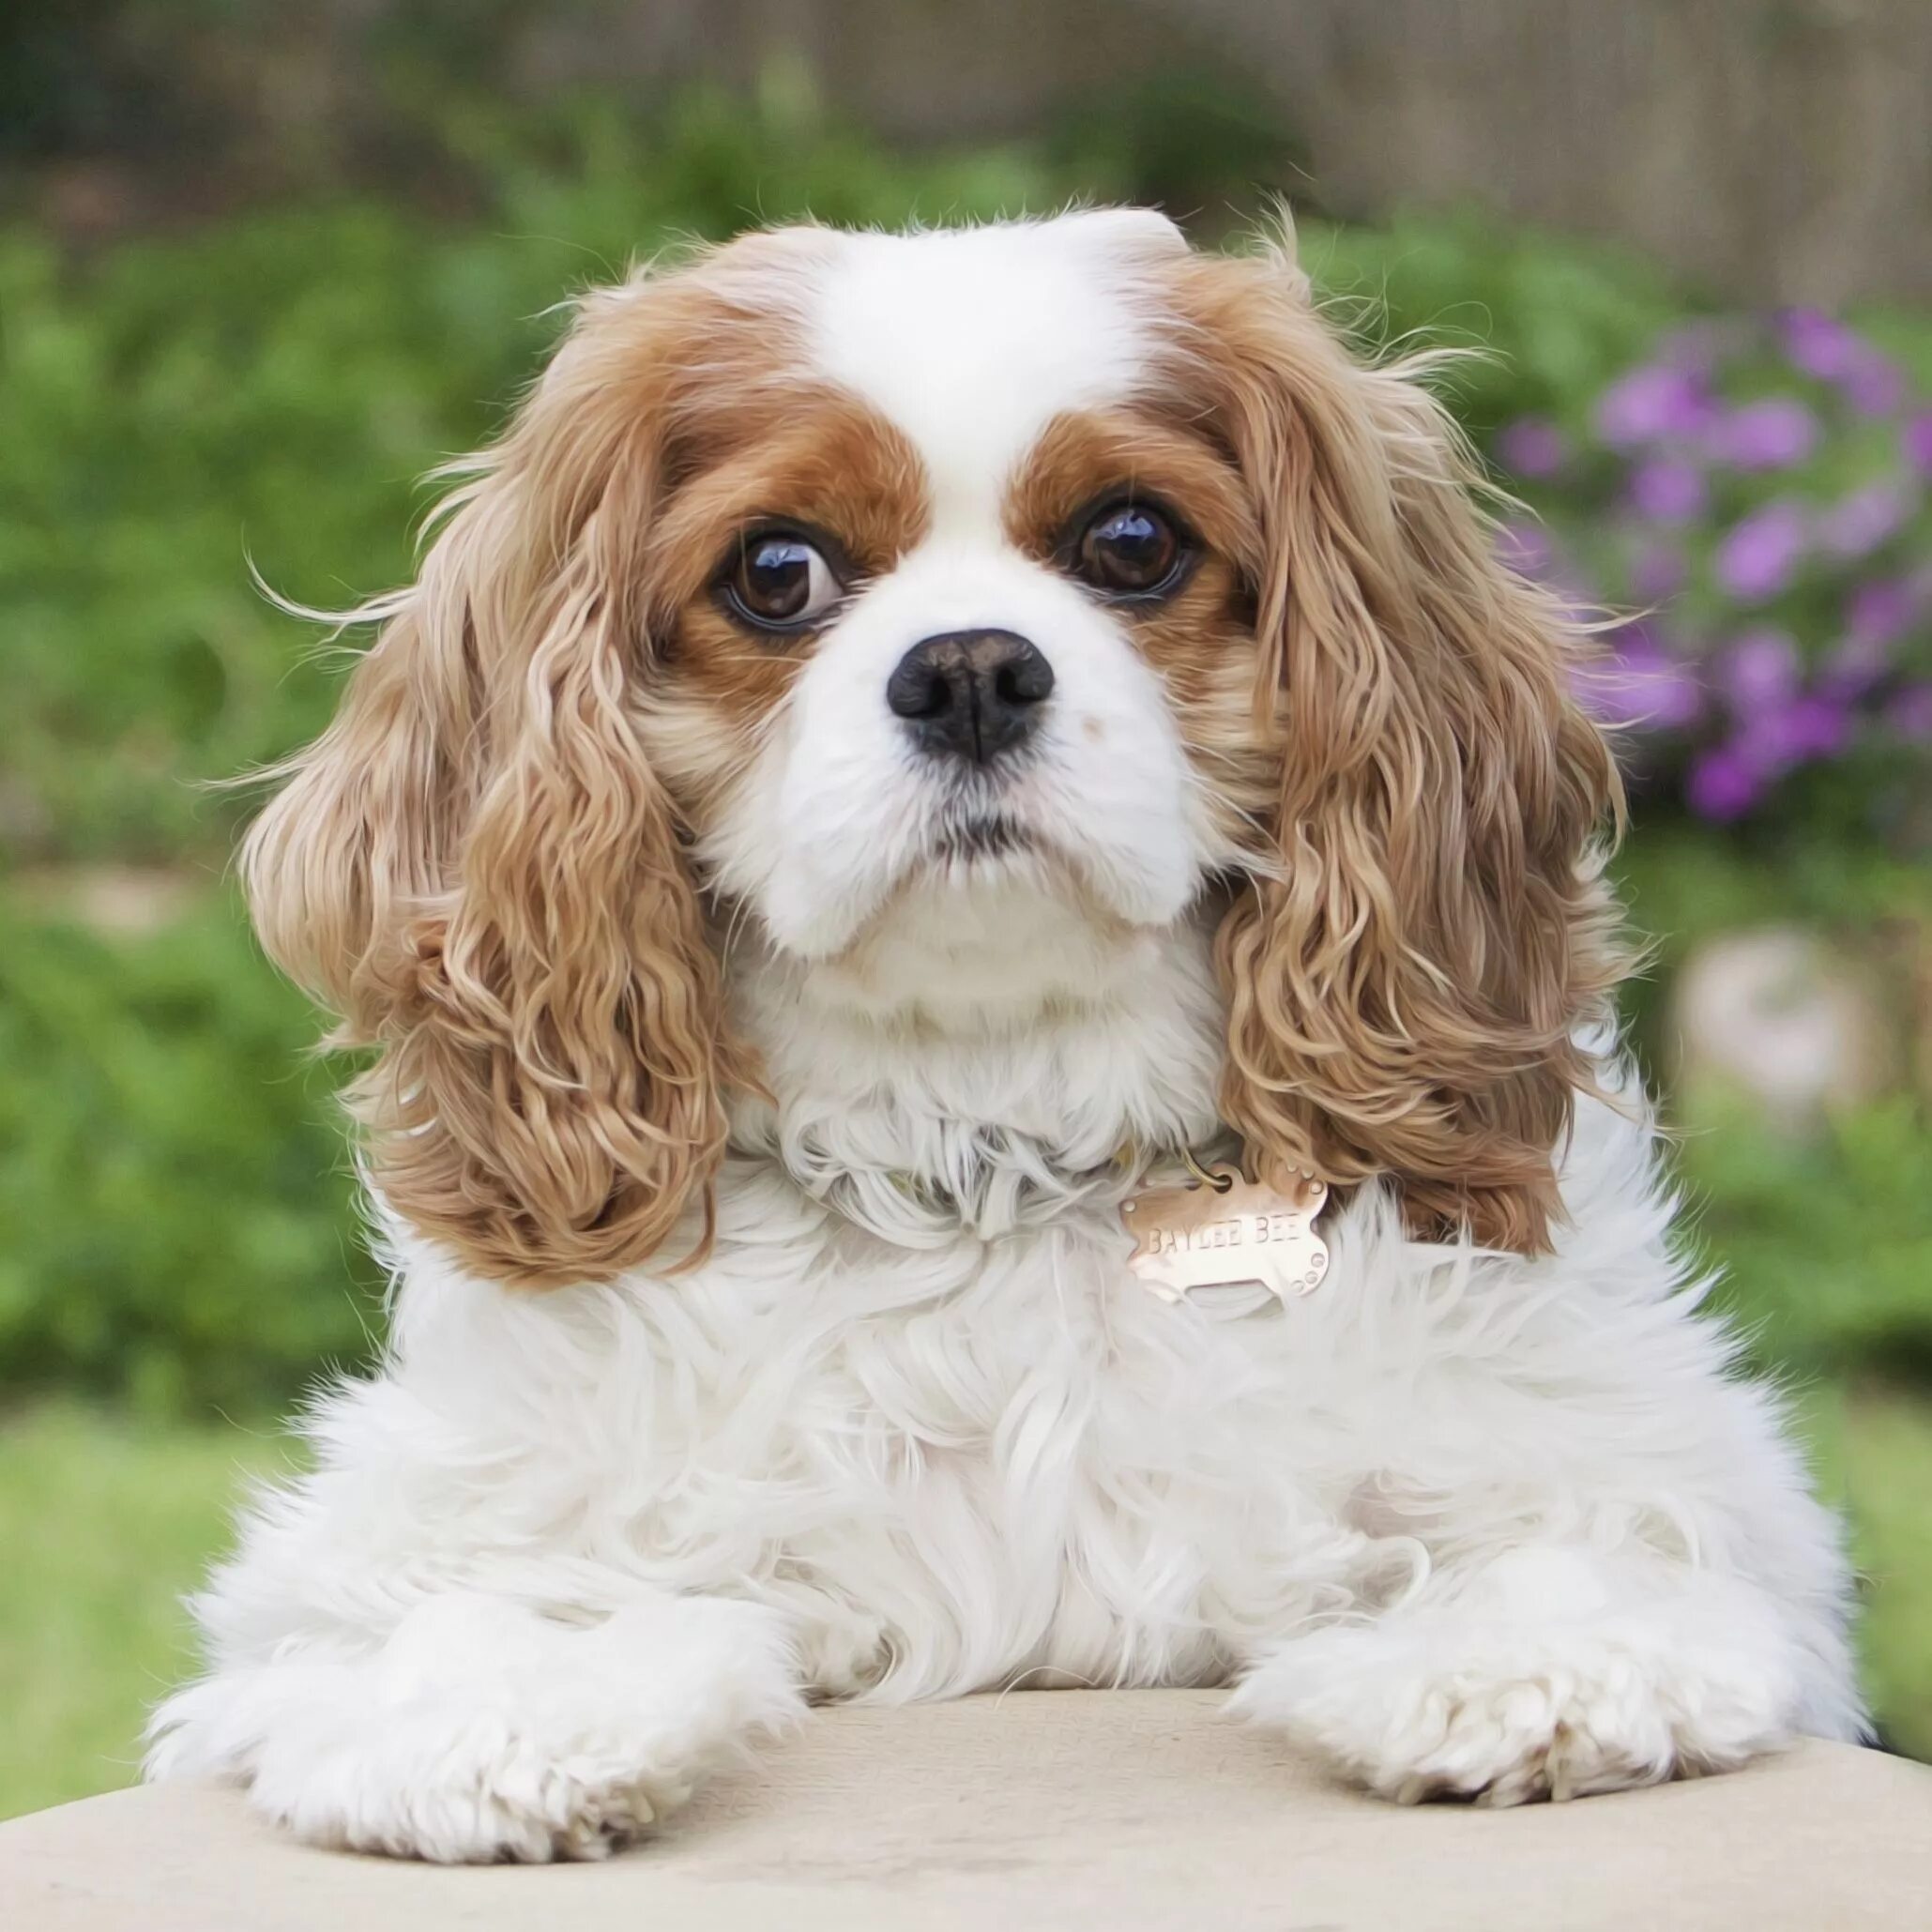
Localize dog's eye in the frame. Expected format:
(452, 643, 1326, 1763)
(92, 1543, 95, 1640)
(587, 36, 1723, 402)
(1072, 501, 1185, 599)
(722, 530, 844, 631)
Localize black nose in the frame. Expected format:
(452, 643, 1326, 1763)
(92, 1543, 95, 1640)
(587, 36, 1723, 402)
(885, 630, 1055, 763)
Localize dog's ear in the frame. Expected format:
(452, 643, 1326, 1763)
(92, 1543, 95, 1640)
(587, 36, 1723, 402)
(244, 273, 750, 1285)
(1178, 246, 1626, 1253)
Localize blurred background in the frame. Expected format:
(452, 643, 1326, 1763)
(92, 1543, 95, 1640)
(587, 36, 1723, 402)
(3, 0, 1929, 1818)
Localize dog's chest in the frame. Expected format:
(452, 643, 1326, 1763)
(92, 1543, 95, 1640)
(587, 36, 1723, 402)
(660, 1209, 1346, 1696)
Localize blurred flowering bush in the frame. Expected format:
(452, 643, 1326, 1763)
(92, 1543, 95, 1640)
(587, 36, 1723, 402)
(1495, 313, 1932, 832)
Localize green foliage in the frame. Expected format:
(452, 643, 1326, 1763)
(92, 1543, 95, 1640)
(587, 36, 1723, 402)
(4, 214, 448, 866)
(1686, 1100, 1932, 1380)
(1612, 824, 1932, 1380)
(1301, 209, 1681, 438)
(1804, 1384, 1932, 1758)
(0, 890, 379, 1415)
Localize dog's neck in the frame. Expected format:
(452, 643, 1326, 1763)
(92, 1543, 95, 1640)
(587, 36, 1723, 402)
(725, 875, 1228, 1241)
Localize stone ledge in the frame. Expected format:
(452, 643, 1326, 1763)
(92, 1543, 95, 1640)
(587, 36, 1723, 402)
(4, 1692, 1928, 1930)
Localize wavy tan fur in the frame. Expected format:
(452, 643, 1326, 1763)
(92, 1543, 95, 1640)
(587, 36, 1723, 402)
(1159, 246, 1630, 1252)
(237, 250, 832, 1284)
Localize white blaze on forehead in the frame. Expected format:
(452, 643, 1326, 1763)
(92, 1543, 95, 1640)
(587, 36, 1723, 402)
(806, 210, 1185, 526)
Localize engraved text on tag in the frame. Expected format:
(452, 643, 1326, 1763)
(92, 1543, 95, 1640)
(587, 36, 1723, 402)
(1120, 1167, 1329, 1305)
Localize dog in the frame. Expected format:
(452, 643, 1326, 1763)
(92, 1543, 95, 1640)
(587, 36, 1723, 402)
(147, 210, 1865, 1861)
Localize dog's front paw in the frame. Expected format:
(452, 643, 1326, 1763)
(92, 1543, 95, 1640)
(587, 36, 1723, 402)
(150, 1592, 802, 1861)
(1232, 1555, 1805, 1805)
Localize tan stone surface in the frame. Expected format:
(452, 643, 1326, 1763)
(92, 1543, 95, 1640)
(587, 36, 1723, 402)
(4, 1692, 1929, 1930)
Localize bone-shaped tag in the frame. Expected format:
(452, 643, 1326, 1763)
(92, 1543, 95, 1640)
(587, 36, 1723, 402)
(1120, 1166, 1329, 1304)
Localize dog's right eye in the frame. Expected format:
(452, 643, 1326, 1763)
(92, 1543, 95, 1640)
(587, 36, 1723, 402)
(1067, 498, 1192, 602)
(721, 529, 844, 632)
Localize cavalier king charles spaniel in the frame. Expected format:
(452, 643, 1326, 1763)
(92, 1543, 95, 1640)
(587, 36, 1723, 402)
(148, 211, 1865, 1860)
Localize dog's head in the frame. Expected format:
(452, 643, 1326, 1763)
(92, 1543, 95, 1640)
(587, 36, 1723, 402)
(246, 211, 1623, 1285)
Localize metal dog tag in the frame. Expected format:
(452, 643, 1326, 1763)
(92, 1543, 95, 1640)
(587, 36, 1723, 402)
(1121, 1166, 1329, 1304)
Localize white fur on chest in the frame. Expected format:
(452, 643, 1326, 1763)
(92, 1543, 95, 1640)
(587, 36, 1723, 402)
(390, 1175, 1374, 1702)
(169, 1059, 1865, 1853)
(326, 1048, 1804, 1718)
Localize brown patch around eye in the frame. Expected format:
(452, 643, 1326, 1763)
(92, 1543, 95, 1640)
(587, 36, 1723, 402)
(1003, 409, 1258, 679)
(1005, 408, 1274, 843)
(645, 393, 931, 724)
(1003, 408, 1256, 571)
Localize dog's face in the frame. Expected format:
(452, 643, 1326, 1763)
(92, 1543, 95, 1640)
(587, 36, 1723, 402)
(638, 215, 1260, 969)
(246, 212, 1623, 1285)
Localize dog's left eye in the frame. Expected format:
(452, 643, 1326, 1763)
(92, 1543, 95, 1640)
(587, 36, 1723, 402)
(1072, 500, 1187, 599)
(721, 529, 844, 631)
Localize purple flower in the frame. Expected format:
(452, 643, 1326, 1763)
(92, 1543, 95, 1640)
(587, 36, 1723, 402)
(1595, 365, 1715, 449)
(1903, 411, 1932, 481)
(1723, 629, 1801, 712)
(1690, 689, 1849, 819)
(1497, 416, 1568, 479)
(1629, 539, 1687, 603)
(1762, 692, 1851, 762)
(1823, 639, 1887, 701)
(1714, 500, 1807, 601)
(1887, 681, 1932, 741)
(1778, 310, 1904, 415)
(1687, 743, 1767, 820)
(1706, 398, 1818, 471)
(1625, 454, 1707, 524)
(1842, 348, 1906, 418)
(1574, 630, 1703, 731)
(1824, 580, 1921, 697)
(1847, 577, 1920, 647)
(1817, 481, 1912, 560)
(1780, 309, 1863, 381)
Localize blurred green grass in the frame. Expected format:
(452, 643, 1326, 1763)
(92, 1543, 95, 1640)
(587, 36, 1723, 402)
(0, 1407, 285, 1817)
(1, 85, 1927, 1818)
(1808, 1388, 1932, 1757)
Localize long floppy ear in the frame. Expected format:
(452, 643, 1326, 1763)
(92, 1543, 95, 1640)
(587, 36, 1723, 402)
(242, 275, 745, 1285)
(1179, 246, 1627, 1254)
